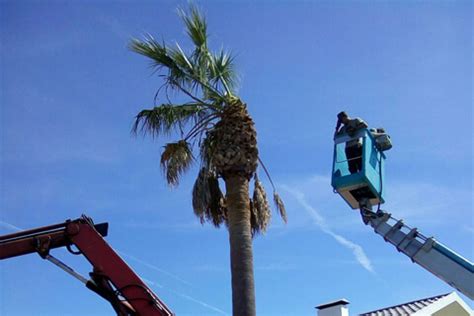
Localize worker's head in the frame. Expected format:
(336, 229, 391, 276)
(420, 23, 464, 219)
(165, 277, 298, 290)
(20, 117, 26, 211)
(337, 111, 350, 124)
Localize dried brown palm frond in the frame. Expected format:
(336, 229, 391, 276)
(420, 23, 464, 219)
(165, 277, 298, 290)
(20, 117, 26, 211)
(251, 175, 271, 235)
(207, 172, 227, 226)
(160, 140, 193, 186)
(256, 157, 287, 224)
(199, 129, 217, 169)
(273, 192, 287, 223)
(192, 167, 226, 227)
(192, 167, 212, 221)
(249, 200, 257, 235)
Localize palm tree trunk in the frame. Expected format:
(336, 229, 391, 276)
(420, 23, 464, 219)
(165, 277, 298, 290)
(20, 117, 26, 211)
(225, 175, 256, 316)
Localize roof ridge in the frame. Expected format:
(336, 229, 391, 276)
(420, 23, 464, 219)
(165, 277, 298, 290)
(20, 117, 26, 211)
(359, 292, 451, 315)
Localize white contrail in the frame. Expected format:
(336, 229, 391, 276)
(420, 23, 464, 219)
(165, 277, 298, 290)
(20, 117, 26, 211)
(326, 231, 374, 273)
(141, 277, 164, 288)
(117, 251, 193, 287)
(127, 260, 229, 315)
(0, 221, 23, 232)
(122, 255, 229, 315)
(168, 289, 229, 316)
(282, 186, 374, 273)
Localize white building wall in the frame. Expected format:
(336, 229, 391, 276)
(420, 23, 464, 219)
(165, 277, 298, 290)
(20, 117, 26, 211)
(317, 305, 349, 316)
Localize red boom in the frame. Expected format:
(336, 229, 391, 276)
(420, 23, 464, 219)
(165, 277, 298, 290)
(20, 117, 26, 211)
(0, 216, 174, 316)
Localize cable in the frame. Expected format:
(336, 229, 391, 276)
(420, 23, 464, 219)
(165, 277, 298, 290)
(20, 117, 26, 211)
(377, 146, 383, 212)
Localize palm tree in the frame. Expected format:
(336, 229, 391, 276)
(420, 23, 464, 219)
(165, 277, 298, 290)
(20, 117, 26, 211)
(130, 5, 286, 316)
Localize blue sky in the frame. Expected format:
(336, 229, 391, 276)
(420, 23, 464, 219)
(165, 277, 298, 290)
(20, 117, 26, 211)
(1, 1, 472, 315)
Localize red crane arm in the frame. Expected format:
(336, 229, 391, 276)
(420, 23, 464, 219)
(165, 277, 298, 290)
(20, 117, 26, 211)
(0, 216, 174, 316)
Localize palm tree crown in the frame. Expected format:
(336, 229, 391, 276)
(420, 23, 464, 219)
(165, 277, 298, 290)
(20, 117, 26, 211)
(130, 5, 286, 233)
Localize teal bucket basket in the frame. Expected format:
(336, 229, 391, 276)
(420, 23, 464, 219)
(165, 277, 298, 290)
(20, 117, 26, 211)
(331, 128, 386, 209)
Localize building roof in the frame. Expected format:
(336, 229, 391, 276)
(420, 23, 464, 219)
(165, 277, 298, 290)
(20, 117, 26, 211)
(316, 299, 350, 310)
(359, 293, 450, 316)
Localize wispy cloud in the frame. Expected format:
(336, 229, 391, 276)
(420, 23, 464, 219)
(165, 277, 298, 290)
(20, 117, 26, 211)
(256, 262, 298, 271)
(192, 264, 226, 272)
(464, 226, 474, 234)
(328, 258, 409, 267)
(119, 220, 212, 232)
(120, 253, 229, 315)
(386, 181, 472, 224)
(167, 289, 229, 316)
(0, 221, 23, 232)
(281, 185, 374, 273)
(141, 277, 164, 288)
(118, 251, 193, 287)
(192, 262, 298, 273)
(95, 14, 130, 40)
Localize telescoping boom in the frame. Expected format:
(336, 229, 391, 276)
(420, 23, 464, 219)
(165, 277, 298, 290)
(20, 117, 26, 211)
(0, 215, 174, 316)
(362, 209, 474, 300)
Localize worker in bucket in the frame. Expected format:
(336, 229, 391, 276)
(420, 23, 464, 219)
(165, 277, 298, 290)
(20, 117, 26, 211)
(334, 111, 368, 174)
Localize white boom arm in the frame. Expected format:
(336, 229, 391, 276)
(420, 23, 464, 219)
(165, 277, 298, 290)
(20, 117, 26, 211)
(366, 210, 474, 300)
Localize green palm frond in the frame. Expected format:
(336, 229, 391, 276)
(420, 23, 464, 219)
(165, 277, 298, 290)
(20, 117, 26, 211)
(209, 49, 237, 93)
(177, 5, 237, 98)
(177, 5, 209, 86)
(177, 5, 208, 49)
(130, 36, 191, 89)
(130, 36, 175, 70)
(132, 103, 206, 137)
(130, 36, 195, 93)
(131, 35, 227, 105)
(173, 43, 194, 71)
(168, 44, 197, 89)
(161, 140, 194, 186)
(130, 5, 239, 107)
(201, 86, 224, 107)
